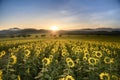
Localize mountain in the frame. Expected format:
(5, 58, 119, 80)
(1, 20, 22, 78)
(65, 28, 120, 35)
(0, 28, 120, 38)
(0, 28, 50, 35)
(9, 28, 20, 31)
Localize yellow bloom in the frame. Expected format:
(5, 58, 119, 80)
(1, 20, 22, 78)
(75, 59, 80, 64)
(84, 50, 88, 54)
(112, 75, 118, 80)
(42, 58, 50, 66)
(0, 51, 6, 58)
(61, 49, 68, 57)
(66, 58, 75, 68)
(66, 57, 72, 62)
(8, 48, 12, 52)
(62, 49, 67, 53)
(17, 75, 21, 80)
(95, 51, 102, 58)
(84, 52, 90, 58)
(51, 49, 56, 54)
(99, 72, 110, 80)
(88, 57, 98, 65)
(106, 49, 111, 55)
(65, 75, 75, 80)
(24, 49, 31, 57)
(104, 57, 114, 64)
(62, 52, 69, 57)
(58, 77, 65, 80)
(35, 50, 40, 57)
(10, 55, 17, 65)
(83, 56, 87, 61)
(0, 70, 3, 80)
(49, 55, 53, 61)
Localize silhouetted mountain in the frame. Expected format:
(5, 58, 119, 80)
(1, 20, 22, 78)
(0, 28, 120, 38)
(9, 27, 20, 31)
(0, 28, 50, 35)
(65, 28, 120, 35)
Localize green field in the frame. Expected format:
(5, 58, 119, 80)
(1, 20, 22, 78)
(0, 35, 120, 80)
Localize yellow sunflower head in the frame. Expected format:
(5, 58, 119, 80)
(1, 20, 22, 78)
(0, 51, 6, 58)
(65, 75, 75, 80)
(0, 70, 3, 75)
(99, 72, 110, 80)
(66, 59, 75, 68)
(88, 57, 97, 65)
(0, 70, 3, 79)
(95, 51, 102, 58)
(51, 49, 56, 54)
(62, 52, 69, 57)
(104, 57, 114, 64)
(83, 56, 87, 61)
(10, 55, 17, 65)
(24, 49, 31, 57)
(66, 57, 72, 62)
(75, 59, 80, 64)
(17, 75, 21, 80)
(112, 75, 118, 80)
(84, 52, 90, 58)
(49, 55, 53, 62)
(42, 58, 51, 66)
(35, 50, 41, 57)
(58, 77, 65, 80)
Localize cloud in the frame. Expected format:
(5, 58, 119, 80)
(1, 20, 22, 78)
(88, 9, 120, 25)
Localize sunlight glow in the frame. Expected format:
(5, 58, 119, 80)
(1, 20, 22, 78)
(50, 26, 59, 31)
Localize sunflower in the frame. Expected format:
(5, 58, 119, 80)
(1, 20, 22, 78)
(49, 55, 53, 61)
(62, 52, 69, 57)
(0, 51, 6, 58)
(104, 57, 114, 64)
(10, 55, 17, 65)
(112, 75, 118, 80)
(65, 75, 75, 80)
(24, 49, 31, 57)
(58, 77, 65, 80)
(66, 58, 75, 68)
(75, 59, 80, 64)
(42, 58, 50, 66)
(106, 49, 111, 55)
(83, 56, 87, 61)
(84, 52, 90, 58)
(17, 75, 21, 80)
(88, 57, 97, 65)
(8, 48, 12, 52)
(0, 70, 3, 80)
(66, 57, 72, 62)
(99, 72, 110, 80)
(35, 50, 41, 57)
(75, 51, 80, 54)
(95, 51, 102, 58)
(62, 49, 67, 53)
(51, 49, 56, 54)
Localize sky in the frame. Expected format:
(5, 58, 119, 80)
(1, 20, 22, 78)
(0, 0, 120, 30)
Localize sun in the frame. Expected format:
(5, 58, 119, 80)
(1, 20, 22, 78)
(50, 26, 59, 31)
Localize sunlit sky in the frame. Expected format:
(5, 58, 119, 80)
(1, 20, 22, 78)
(0, 0, 120, 30)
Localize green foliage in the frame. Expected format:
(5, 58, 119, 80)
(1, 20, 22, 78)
(0, 37, 120, 80)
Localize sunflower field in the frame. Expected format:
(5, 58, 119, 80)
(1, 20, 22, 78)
(0, 39, 120, 80)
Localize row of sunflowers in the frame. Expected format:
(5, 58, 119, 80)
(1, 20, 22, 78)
(0, 39, 120, 80)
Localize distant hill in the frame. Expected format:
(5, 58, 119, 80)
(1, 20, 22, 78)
(0, 28, 50, 35)
(65, 28, 120, 35)
(0, 28, 120, 38)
